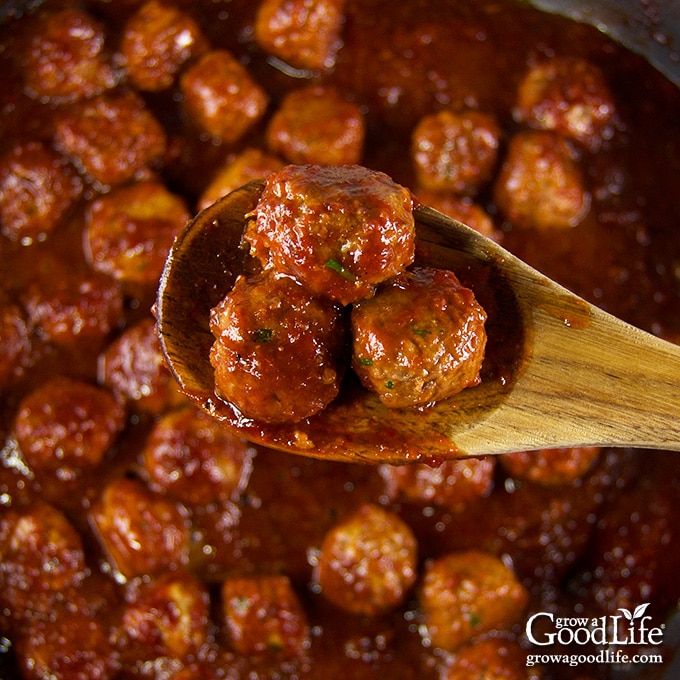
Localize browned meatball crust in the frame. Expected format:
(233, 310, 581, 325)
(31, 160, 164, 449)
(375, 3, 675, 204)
(0, 141, 82, 244)
(13, 376, 125, 478)
(499, 446, 601, 486)
(266, 85, 365, 166)
(494, 130, 590, 230)
(142, 405, 254, 504)
(221, 575, 310, 657)
(247, 164, 415, 305)
(514, 56, 618, 151)
(412, 109, 501, 195)
(180, 49, 269, 142)
(19, 7, 118, 102)
(352, 266, 487, 407)
(419, 550, 529, 652)
(254, 0, 346, 71)
(210, 271, 348, 423)
(85, 180, 189, 285)
(121, 0, 209, 91)
(316, 503, 418, 616)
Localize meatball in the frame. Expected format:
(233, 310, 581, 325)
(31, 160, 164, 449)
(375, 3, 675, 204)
(118, 570, 210, 663)
(85, 180, 189, 286)
(221, 575, 309, 657)
(412, 110, 501, 195)
(352, 266, 487, 408)
(514, 57, 617, 151)
(198, 147, 284, 211)
(13, 376, 125, 479)
(0, 298, 32, 384)
(266, 85, 364, 166)
(210, 271, 347, 423)
(444, 637, 540, 680)
(180, 50, 268, 142)
(16, 610, 116, 680)
(380, 457, 495, 510)
(0, 502, 86, 623)
(19, 8, 118, 101)
(0, 141, 82, 244)
(120, 0, 209, 91)
(98, 317, 185, 414)
(254, 0, 346, 71)
(316, 503, 417, 616)
(499, 447, 601, 486)
(90, 477, 190, 580)
(494, 130, 590, 230)
(21, 255, 123, 349)
(417, 190, 498, 240)
(247, 164, 415, 305)
(53, 90, 167, 188)
(142, 405, 254, 504)
(419, 551, 529, 652)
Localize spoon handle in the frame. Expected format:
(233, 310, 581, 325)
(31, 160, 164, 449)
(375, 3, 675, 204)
(456, 268, 680, 455)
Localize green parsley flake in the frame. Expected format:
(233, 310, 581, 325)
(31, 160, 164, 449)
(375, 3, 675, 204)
(253, 328, 273, 343)
(358, 357, 374, 366)
(325, 258, 357, 281)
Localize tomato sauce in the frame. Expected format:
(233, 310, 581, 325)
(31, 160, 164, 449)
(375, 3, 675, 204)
(1, 1, 680, 678)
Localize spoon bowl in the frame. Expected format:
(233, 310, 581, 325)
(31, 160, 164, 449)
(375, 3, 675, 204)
(155, 179, 680, 464)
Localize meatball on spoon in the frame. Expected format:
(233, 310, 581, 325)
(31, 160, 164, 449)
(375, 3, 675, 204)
(156, 177, 680, 464)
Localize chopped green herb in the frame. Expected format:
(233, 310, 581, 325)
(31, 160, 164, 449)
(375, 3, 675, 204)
(358, 357, 374, 366)
(468, 612, 481, 627)
(385, 380, 394, 389)
(253, 328, 273, 343)
(412, 327, 430, 336)
(325, 258, 357, 281)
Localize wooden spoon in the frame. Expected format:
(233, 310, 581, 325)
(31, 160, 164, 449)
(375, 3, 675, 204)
(155, 179, 680, 464)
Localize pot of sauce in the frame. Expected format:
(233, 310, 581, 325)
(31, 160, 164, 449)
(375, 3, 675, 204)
(1, 1, 679, 679)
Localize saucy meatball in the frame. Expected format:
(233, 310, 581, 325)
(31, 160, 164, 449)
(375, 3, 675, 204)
(120, 0, 209, 91)
(417, 190, 498, 240)
(380, 457, 495, 510)
(90, 477, 190, 580)
(494, 130, 590, 230)
(221, 574, 309, 657)
(85, 180, 189, 285)
(21, 255, 123, 349)
(0, 298, 32, 384)
(0, 140, 82, 244)
(53, 90, 167, 188)
(0, 502, 86, 624)
(514, 57, 617, 151)
(444, 637, 541, 680)
(266, 85, 365, 166)
(180, 49, 269, 142)
(13, 376, 125, 479)
(118, 570, 210, 664)
(419, 551, 529, 652)
(142, 405, 254, 505)
(254, 0, 346, 71)
(316, 503, 417, 616)
(19, 7, 118, 101)
(352, 266, 487, 407)
(98, 317, 185, 414)
(412, 110, 501, 195)
(247, 164, 415, 305)
(499, 447, 601, 486)
(198, 147, 284, 211)
(16, 610, 116, 680)
(209, 271, 347, 424)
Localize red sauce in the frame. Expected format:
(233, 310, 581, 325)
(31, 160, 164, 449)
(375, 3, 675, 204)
(1, 1, 680, 679)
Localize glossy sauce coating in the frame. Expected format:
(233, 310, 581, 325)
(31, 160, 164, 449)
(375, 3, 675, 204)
(2, 1, 680, 679)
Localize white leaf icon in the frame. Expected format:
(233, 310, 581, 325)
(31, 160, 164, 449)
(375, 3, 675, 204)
(632, 603, 650, 619)
(618, 608, 633, 621)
